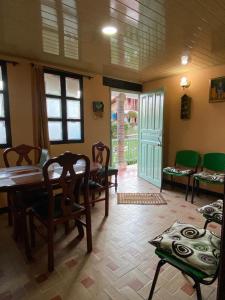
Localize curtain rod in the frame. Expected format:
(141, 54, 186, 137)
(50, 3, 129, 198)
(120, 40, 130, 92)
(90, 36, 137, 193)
(3, 59, 18, 66)
(31, 63, 94, 80)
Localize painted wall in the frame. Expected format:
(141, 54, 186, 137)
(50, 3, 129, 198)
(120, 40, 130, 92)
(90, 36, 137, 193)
(0, 61, 110, 207)
(144, 64, 225, 193)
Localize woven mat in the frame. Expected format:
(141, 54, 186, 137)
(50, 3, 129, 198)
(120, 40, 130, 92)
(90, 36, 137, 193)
(117, 193, 167, 205)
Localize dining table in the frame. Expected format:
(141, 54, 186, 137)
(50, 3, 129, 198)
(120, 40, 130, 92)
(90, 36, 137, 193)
(0, 160, 101, 192)
(0, 160, 101, 259)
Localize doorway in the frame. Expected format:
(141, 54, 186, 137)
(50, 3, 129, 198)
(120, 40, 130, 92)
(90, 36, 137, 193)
(110, 90, 139, 173)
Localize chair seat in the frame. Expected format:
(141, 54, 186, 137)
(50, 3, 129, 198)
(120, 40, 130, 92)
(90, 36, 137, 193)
(194, 171, 224, 183)
(163, 166, 194, 176)
(97, 166, 118, 177)
(198, 199, 223, 224)
(31, 193, 85, 219)
(155, 249, 210, 281)
(88, 180, 102, 189)
(149, 221, 220, 276)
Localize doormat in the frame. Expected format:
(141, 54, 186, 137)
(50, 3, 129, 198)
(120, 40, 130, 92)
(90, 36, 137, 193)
(117, 193, 167, 205)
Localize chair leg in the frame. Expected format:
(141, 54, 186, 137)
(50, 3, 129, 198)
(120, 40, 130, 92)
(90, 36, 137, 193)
(48, 223, 54, 272)
(148, 260, 166, 300)
(204, 219, 211, 229)
(171, 175, 174, 189)
(194, 281, 202, 300)
(196, 180, 200, 196)
(115, 173, 118, 192)
(105, 187, 109, 217)
(29, 212, 35, 248)
(160, 175, 163, 193)
(7, 192, 13, 226)
(191, 178, 196, 204)
(185, 176, 191, 201)
(76, 219, 84, 239)
(21, 208, 31, 260)
(85, 209, 92, 253)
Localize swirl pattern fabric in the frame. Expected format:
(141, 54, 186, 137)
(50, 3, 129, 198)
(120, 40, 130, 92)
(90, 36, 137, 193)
(194, 171, 224, 183)
(163, 166, 193, 175)
(198, 199, 223, 224)
(149, 221, 220, 276)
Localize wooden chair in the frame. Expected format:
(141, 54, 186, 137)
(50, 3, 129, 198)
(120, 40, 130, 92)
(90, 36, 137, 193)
(90, 141, 110, 216)
(3, 144, 41, 168)
(3, 144, 42, 258)
(29, 151, 92, 272)
(92, 143, 118, 192)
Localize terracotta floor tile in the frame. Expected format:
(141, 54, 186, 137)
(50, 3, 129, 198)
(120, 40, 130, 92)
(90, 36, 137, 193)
(127, 278, 145, 291)
(80, 276, 95, 288)
(65, 258, 78, 269)
(50, 296, 62, 300)
(181, 283, 195, 296)
(106, 262, 119, 271)
(35, 273, 49, 283)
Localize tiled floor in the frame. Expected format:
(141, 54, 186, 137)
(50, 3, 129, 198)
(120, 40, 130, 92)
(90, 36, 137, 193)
(0, 166, 220, 300)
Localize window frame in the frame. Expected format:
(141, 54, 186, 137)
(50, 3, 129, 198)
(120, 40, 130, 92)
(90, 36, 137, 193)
(0, 61, 12, 148)
(44, 68, 84, 144)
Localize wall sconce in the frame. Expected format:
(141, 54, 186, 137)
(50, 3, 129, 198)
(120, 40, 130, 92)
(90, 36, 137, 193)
(180, 76, 190, 89)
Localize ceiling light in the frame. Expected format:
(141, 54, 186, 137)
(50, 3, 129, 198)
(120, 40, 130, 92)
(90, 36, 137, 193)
(102, 26, 117, 35)
(181, 55, 189, 65)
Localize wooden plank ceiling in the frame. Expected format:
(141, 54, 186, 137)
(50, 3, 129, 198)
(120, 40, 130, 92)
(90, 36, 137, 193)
(0, 0, 224, 82)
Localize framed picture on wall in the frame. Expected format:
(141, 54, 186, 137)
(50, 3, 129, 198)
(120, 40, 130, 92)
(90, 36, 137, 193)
(209, 76, 225, 102)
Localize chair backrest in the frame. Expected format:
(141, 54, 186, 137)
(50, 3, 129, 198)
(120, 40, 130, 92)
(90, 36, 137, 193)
(38, 149, 50, 167)
(92, 141, 110, 185)
(175, 150, 200, 169)
(3, 144, 41, 167)
(202, 152, 225, 172)
(43, 151, 90, 218)
(92, 141, 110, 167)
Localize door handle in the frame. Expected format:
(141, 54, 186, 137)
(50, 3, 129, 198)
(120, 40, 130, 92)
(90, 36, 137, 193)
(157, 137, 162, 147)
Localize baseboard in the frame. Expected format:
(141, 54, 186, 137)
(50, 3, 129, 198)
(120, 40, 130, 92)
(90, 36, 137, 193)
(164, 179, 223, 199)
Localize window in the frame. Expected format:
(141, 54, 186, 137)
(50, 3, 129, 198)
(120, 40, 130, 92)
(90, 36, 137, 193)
(44, 69, 84, 144)
(0, 62, 11, 148)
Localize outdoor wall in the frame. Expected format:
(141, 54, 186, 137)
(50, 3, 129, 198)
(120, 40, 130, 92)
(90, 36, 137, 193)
(143, 64, 225, 193)
(0, 59, 110, 207)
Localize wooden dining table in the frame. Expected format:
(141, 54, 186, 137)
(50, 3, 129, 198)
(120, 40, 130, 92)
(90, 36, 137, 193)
(0, 160, 101, 259)
(0, 161, 101, 192)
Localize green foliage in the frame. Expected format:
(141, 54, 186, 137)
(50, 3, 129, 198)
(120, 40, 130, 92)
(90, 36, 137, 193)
(128, 110, 137, 118)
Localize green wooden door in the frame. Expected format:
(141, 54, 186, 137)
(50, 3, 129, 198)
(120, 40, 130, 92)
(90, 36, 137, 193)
(138, 90, 164, 188)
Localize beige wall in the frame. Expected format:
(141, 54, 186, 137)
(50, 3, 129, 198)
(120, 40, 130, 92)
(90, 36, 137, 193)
(0, 60, 110, 206)
(144, 64, 225, 193)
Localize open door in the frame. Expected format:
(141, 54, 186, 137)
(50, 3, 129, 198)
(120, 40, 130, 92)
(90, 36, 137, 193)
(138, 90, 164, 188)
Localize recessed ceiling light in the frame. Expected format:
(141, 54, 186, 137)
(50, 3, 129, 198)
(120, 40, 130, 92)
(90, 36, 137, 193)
(181, 55, 189, 65)
(102, 26, 117, 35)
